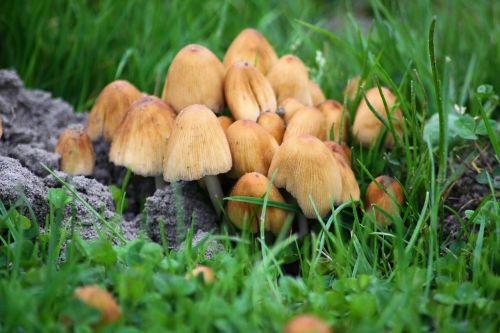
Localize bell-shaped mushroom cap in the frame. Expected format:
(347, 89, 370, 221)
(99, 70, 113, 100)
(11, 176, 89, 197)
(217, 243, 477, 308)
(318, 99, 348, 142)
(267, 55, 312, 106)
(86, 80, 142, 142)
(365, 175, 405, 225)
(257, 111, 285, 144)
(352, 87, 403, 147)
(74, 285, 121, 324)
(223, 28, 278, 75)
(226, 120, 278, 178)
(55, 126, 95, 176)
(163, 104, 232, 181)
(109, 96, 175, 177)
(161, 44, 225, 114)
(283, 315, 332, 333)
(324, 141, 360, 202)
(309, 80, 326, 106)
(227, 172, 293, 235)
(323, 141, 351, 166)
(268, 135, 343, 218)
(218, 115, 234, 134)
(187, 265, 216, 285)
(279, 98, 305, 123)
(224, 61, 277, 121)
(283, 107, 326, 142)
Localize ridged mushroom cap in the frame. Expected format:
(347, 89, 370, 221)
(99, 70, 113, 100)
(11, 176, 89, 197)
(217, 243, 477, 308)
(283, 107, 326, 142)
(318, 99, 348, 142)
(257, 111, 286, 144)
(109, 96, 175, 176)
(365, 175, 404, 225)
(163, 104, 232, 181)
(55, 126, 95, 176)
(324, 141, 360, 202)
(267, 55, 312, 106)
(279, 98, 306, 123)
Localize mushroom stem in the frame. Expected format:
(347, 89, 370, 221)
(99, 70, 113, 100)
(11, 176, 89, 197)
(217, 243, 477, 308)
(155, 175, 166, 189)
(203, 175, 224, 216)
(297, 212, 309, 238)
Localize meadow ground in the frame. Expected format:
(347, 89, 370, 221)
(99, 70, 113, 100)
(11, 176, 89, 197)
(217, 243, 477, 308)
(0, 0, 499, 332)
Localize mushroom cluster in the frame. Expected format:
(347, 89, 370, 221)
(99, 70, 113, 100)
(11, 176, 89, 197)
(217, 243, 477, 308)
(54, 28, 405, 235)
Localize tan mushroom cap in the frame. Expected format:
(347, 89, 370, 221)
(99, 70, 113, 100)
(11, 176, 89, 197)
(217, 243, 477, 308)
(163, 104, 232, 181)
(324, 142, 360, 202)
(268, 135, 343, 218)
(257, 111, 285, 144)
(279, 98, 306, 123)
(74, 285, 121, 325)
(226, 120, 278, 178)
(223, 28, 278, 75)
(283, 315, 332, 333)
(227, 172, 293, 235)
(224, 61, 277, 121)
(162, 44, 225, 114)
(283, 106, 326, 142)
(86, 80, 142, 142)
(352, 86, 403, 148)
(109, 96, 175, 177)
(365, 175, 405, 225)
(309, 80, 326, 106)
(218, 115, 234, 134)
(318, 99, 348, 142)
(267, 55, 312, 106)
(186, 265, 216, 285)
(55, 126, 95, 176)
(323, 141, 351, 166)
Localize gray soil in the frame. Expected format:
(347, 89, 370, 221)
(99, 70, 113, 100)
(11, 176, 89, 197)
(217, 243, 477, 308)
(0, 69, 218, 248)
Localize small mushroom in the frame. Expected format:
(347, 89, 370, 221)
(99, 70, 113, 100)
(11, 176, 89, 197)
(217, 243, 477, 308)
(163, 104, 232, 215)
(226, 120, 278, 178)
(109, 96, 175, 188)
(218, 115, 234, 134)
(365, 175, 404, 225)
(318, 99, 348, 142)
(55, 126, 95, 176)
(323, 141, 351, 166)
(74, 285, 121, 325)
(227, 172, 293, 235)
(187, 265, 216, 284)
(223, 28, 278, 75)
(352, 87, 403, 148)
(324, 141, 360, 202)
(309, 80, 326, 106)
(162, 44, 225, 114)
(283, 315, 332, 333)
(267, 55, 312, 106)
(279, 98, 306, 123)
(86, 80, 142, 142)
(283, 107, 326, 142)
(257, 111, 286, 144)
(224, 61, 277, 121)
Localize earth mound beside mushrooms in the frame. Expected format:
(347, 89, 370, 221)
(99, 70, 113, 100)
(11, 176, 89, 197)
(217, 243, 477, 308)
(365, 175, 405, 225)
(74, 285, 121, 325)
(55, 126, 96, 176)
(267, 55, 312, 106)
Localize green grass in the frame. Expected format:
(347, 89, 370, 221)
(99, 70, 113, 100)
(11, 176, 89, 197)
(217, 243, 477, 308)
(1, 0, 499, 332)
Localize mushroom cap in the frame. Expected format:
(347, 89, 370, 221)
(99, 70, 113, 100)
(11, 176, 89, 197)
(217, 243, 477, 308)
(279, 98, 306, 123)
(323, 141, 351, 166)
(318, 99, 348, 142)
(223, 28, 278, 75)
(324, 142, 360, 202)
(309, 80, 326, 106)
(257, 111, 285, 144)
(109, 96, 175, 177)
(218, 115, 234, 134)
(283, 106, 326, 142)
(226, 120, 278, 178)
(352, 87, 403, 147)
(227, 172, 293, 235)
(161, 44, 225, 114)
(187, 265, 216, 284)
(86, 80, 142, 142)
(267, 55, 312, 106)
(163, 104, 232, 181)
(283, 315, 332, 333)
(224, 61, 277, 121)
(74, 285, 121, 324)
(55, 126, 95, 176)
(365, 175, 405, 225)
(268, 135, 343, 218)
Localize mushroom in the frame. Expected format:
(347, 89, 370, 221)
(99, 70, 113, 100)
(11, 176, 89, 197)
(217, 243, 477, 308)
(161, 44, 225, 114)
(282, 107, 326, 142)
(267, 55, 312, 106)
(257, 111, 286, 144)
(218, 115, 234, 134)
(224, 61, 277, 121)
(186, 265, 215, 285)
(226, 120, 278, 178)
(278, 98, 306, 123)
(309, 80, 326, 106)
(323, 140, 351, 166)
(268, 135, 343, 219)
(163, 104, 232, 215)
(223, 28, 278, 75)
(352, 86, 403, 148)
(74, 285, 121, 325)
(86, 80, 142, 142)
(109, 96, 175, 188)
(55, 126, 95, 176)
(318, 99, 348, 142)
(283, 315, 332, 333)
(227, 172, 293, 235)
(324, 141, 360, 202)
(365, 175, 404, 225)
(344, 75, 361, 101)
